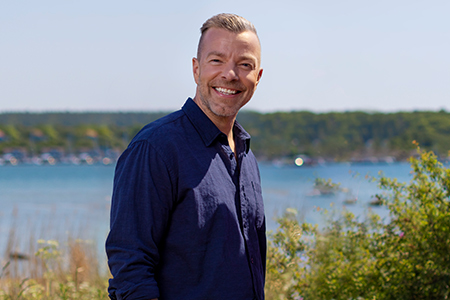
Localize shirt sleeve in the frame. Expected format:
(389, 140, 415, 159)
(106, 140, 174, 300)
(258, 217, 267, 276)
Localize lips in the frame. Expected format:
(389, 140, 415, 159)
(214, 87, 241, 95)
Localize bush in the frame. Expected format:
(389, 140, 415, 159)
(266, 147, 450, 299)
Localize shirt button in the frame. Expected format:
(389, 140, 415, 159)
(251, 257, 254, 264)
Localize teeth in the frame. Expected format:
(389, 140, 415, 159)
(215, 87, 237, 95)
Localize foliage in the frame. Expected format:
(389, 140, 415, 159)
(239, 110, 450, 160)
(266, 147, 450, 299)
(313, 178, 342, 195)
(2, 110, 450, 160)
(265, 208, 316, 299)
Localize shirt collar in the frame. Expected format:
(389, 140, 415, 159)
(233, 120, 251, 154)
(182, 98, 251, 153)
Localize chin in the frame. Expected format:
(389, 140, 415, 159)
(211, 105, 242, 118)
(212, 110, 237, 118)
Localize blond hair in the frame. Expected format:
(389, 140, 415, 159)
(197, 13, 259, 59)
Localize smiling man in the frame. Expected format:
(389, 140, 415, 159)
(106, 13, 266, 300)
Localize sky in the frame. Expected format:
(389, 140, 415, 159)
(1, 0, 449, 113)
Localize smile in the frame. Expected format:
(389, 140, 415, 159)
(214, 87, 240, 95)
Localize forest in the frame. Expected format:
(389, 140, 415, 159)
(1, 109, 450, 163)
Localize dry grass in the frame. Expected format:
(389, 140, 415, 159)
(0, 215, 110, 300)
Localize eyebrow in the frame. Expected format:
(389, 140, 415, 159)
(205, 51, 226, 58)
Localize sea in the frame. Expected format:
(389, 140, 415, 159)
(0, 161, 415, 266)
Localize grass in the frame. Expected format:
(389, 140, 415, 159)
(0, 217, 110, 300)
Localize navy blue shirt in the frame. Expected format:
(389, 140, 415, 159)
(106, 98, 266, 300)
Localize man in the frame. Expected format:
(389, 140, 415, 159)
(106, 13, 266, 300)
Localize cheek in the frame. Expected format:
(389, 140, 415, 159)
(243, 70, 260, 84)
(243, 76, 259, 90)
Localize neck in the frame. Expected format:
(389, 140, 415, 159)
(214, 117, 235, 138)
(226, 125, 236, 154)
(212, 115, 237, 154)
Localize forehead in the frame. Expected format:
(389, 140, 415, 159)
(200, 28, 261, 62)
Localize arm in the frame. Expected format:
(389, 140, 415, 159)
(106, 141, 174, 300)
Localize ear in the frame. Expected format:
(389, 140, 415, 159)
(256, 68, 263, 86)
(192, 57, 199, 84)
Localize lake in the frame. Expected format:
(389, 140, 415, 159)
(0, 162, 414, 263)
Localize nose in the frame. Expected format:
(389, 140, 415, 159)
(221, 62, 239, 81)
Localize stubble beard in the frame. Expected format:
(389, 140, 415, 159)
(199, 93, 239, 118)
(197, 82, 242, 119)
(197, 76, 251, 118)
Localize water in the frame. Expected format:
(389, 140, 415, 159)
(0, 165, 113, 265)
(260, 162, 412, 227)
(0, 162, 414, 263)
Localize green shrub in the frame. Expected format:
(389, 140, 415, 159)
(266, 147, 450, 299)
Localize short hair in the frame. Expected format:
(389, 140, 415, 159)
(197, 13, 259, 59)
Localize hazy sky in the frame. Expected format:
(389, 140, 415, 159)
(1, 0, 449, 113)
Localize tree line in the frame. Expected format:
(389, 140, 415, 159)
(1, 110, 450, 161)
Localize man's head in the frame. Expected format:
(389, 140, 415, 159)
(192, 14, 263, 124)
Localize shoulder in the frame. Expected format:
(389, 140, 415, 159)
(131, 110, 186, 145)
(115, 110, 188, 177)
(122, 109, 198, 167)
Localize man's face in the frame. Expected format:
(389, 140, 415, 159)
(192, 28, 263, 120)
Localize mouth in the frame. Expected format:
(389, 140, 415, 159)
(214, 87, 241, 96)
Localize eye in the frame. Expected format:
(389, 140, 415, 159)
(240, 63, 254, 70)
